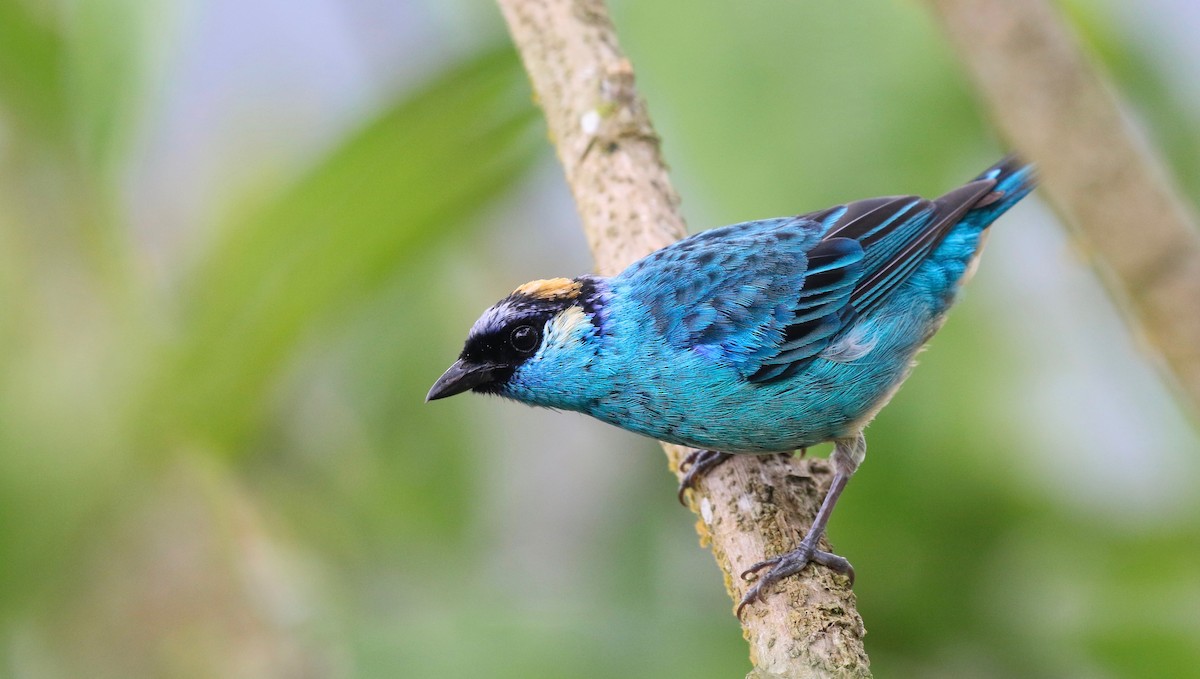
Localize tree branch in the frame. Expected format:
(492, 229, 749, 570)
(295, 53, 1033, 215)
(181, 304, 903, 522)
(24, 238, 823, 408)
(926, 0, 1200, 418)
(495, 1, 870, 676)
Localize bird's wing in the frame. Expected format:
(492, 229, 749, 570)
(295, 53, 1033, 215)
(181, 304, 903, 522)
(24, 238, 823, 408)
(617, 216, 863, 378)
(619, 183, 996, 383)
(747, 183, 997, 382)
(742, 234, 864, 382)
(817, 182, 994, 318)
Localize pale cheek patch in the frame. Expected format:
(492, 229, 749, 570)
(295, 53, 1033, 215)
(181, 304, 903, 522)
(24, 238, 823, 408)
(544, 306, 589, 347)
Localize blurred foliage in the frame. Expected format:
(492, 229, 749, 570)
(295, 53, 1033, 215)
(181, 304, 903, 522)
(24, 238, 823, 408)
(0, 0, 68, 142)
(166, 51, 538, 448)
(0, 0, 1197, 678)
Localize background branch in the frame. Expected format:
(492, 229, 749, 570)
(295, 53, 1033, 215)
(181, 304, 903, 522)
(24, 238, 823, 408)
(926, 0, 1200, 418)
(495, 0, 870, 677)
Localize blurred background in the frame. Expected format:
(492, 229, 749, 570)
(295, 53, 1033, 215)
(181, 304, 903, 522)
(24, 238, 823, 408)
(0, 0, 1198, 676)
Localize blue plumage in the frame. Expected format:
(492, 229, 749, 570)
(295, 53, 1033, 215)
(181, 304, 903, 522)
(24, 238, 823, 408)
(429, 156, 1035, 613)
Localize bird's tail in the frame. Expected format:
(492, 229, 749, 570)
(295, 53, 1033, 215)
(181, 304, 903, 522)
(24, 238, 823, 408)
(962, 155, 1036, 229)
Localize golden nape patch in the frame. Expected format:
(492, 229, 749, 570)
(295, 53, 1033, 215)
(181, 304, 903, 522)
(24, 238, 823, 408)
(514, 277, 581, 301)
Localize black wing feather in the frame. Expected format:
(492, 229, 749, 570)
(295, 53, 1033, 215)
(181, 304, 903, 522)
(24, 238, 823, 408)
(849, 180, 994, 316)
(748, 179, 997, 383)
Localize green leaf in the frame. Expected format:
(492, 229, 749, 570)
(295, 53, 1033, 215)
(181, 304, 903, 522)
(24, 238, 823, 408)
(161, 46, 540, 449)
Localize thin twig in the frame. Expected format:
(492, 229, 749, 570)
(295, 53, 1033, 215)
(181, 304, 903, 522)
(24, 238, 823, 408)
(494, 0, 870, 676)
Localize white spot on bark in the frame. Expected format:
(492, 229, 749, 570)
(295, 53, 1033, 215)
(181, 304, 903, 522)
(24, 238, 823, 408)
(580, 110, 601, 136)
(700, 497, 714, 525)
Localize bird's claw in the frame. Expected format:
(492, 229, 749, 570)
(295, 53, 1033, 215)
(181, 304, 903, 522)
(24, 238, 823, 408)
(678, 449, 701, 473)
(740, 556, 782, 580)
(735, 541, 855, 619)
(676, 449, 733, 505)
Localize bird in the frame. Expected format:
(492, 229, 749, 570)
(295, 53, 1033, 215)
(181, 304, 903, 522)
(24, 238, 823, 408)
(427, 156, 1035, 615)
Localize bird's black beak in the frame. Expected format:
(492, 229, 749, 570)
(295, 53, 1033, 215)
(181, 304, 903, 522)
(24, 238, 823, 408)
(426, 359, 504, 401)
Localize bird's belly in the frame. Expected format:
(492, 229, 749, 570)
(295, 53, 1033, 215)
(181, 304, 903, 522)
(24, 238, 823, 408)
(587, 352, 913, 454)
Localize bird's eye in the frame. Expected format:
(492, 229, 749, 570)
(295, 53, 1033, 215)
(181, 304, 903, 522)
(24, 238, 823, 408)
(509, 325, 539, 353)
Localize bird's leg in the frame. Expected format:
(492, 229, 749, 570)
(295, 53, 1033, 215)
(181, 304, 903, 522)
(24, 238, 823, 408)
(736, 433, 865, 618)
(677, 449, 732, 505)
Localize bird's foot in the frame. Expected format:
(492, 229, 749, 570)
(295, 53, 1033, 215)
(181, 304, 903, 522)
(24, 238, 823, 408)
(736, 540, 855, 618)
(677, 449, 733, 505)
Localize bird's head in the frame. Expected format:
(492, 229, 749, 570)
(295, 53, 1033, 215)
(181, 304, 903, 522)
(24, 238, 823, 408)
(427, 276, 609, 408)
